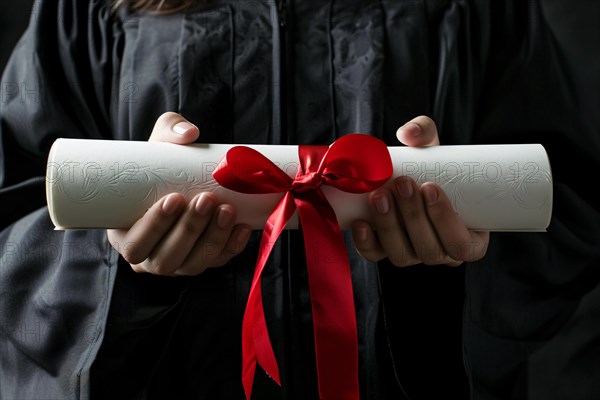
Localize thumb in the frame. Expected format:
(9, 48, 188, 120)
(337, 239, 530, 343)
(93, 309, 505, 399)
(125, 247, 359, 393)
(148, 112, 200, 144)
(396, 115, 440, 147)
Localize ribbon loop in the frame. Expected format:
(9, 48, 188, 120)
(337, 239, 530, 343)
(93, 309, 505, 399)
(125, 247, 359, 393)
(213, 134, 393, 400)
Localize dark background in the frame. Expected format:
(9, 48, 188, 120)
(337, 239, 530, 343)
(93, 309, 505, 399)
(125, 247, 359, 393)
(0, 0, 35, 74)
(3, 1, 599, 86)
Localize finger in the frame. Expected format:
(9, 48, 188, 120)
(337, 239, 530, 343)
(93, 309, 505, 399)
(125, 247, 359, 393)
(138, 192, 217, 275)
(396, 115, 440, 147)
(175, 224, 252, 275)
(351, 220, 386, 262)
(148, 111, 200, 144)
(218, 224, 252, 261)
(367, 187, 421, 267)
(109, 193, 186, 267)
(175, 204, 237, 274)
(420, 182, 490, 262)
(392, 177, 454, 265)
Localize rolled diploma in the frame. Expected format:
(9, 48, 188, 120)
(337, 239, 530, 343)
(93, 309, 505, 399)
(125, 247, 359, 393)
(46, 139, 552, 231)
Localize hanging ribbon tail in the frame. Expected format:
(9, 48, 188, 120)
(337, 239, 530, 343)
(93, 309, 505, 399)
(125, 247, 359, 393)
(295, 191, 360, 400)
(242, 193, 296, 399)
(290, 143, 358, 400)
(214, 145, 296, 399)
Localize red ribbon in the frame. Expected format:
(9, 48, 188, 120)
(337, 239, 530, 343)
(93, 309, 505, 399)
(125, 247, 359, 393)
(213, 134, 393, 400)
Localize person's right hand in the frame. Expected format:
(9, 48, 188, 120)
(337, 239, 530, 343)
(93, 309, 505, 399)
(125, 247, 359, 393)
(107, 112, 252, 276)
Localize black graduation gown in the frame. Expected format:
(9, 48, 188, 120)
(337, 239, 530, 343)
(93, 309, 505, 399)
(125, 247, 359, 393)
(1, 1, 599, 399)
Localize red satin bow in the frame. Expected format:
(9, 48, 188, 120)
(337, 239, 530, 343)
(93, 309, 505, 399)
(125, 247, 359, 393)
(213, 134, 393, 400)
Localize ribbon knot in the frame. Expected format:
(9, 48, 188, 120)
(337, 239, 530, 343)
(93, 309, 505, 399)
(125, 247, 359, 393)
(292, 172, 323, 193)
(213, 134, 393, 400)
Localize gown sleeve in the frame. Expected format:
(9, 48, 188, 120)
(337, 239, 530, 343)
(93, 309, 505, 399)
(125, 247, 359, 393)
(463, 1, 600, 399)
(0, 1, 123, 399)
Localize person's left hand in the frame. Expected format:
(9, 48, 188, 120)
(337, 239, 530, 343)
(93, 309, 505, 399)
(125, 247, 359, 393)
(351, 116, 489, 267)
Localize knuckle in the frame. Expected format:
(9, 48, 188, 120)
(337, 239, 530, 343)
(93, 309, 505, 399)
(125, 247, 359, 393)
(446, 239, 487, 262)
(387, 255, 407, 267)
(121, 244, 145, 265)
(387, 249, 417, 267)
(198, 240, 223, 263)
(420, 250, 446, 265)
(146, 258, 175, 275)
(387, 258, 400, 266)
(446, 244, 464, 261)
(212, 256, 230, 268)
(177, 263, 209, 276)
(467, 248, 487, 262)
(130, 264, 146, 274)
(217, 246, 240, 263)
(223, 244, 243, 258)
(447, 260, 464, 267)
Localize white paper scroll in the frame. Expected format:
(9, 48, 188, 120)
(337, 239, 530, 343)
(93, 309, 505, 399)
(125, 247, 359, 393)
(45, 138, 553, 231)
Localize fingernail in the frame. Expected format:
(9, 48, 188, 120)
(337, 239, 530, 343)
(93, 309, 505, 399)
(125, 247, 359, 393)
(162, 194, 181, 215)
(195, 193, 214, 216)
(396, 178, 414, 199)
(373, 192, 390, 214)
(217, 206, 234, 229)
(172, 121, 195, 135)
(422, 184, 439, 204)
(400, 123, 421, 137)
